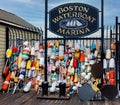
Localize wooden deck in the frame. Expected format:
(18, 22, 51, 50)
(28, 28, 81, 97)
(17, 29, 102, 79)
(0, 91, 120, 105)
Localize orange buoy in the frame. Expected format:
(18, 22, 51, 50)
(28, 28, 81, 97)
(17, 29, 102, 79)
(80, 52, 85, 62)
(39, 45, 44, 49)
(34, 78, 39, 92)
(110, 79, 115, 86)
(109, 69, 115, 79)
(2, 74, 10, 91)
(31, 61, 36, 67)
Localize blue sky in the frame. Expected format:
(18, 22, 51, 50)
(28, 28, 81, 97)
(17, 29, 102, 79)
(0, 0, 120, 31)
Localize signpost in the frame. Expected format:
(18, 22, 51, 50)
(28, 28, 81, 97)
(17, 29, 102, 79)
(49, 3, 99, 37)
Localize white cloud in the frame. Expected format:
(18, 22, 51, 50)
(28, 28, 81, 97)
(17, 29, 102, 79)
(13, 0, 32, 4)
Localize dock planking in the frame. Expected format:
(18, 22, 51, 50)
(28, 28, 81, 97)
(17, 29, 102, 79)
(0, 91, 119, 105)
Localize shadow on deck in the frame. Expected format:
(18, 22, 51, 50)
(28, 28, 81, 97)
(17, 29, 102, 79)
(0, 91, 119, 105)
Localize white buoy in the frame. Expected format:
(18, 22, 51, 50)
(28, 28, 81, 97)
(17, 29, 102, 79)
(48, 48, 52, 56)
(89, 60, 95, 65)
(94, 50, 98, 57)
(39, 57, 44, 67)
(70, 59, 73, 66)
(37, 52, 41, 60)
(109, 58, 115, 68)
(85, 75, 91, 80)
(31, 47, 35, 56)
(106, 49, 111, 59)
(37, 75, 41, 81)
(85, 47, 90, 55)
(75, 42, 80, 51)
(23, 81, 32, 92)
(23, 41, 29, 46)
(81, 64, 85, 70)
(69, 41, 73, 48)
(34, 41, 39, 51)
(19, 74, 24, 80)
(59, 44, 64, 51)
(81, 72, 86, 78)
(27, 70, 32, 78)
(49, 81, 57, 92)
(103, 59, 107, 69)
(20, 60, 26, 69)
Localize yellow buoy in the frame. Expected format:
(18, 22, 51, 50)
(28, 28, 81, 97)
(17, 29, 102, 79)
(26, 60, 32, 70)
(6, 48, 12, 58)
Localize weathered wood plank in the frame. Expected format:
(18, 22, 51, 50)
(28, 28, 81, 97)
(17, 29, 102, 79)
(0, 92, 119, 105)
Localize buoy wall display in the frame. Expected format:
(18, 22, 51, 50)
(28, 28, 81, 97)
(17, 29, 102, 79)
(2, 38, 117, 100)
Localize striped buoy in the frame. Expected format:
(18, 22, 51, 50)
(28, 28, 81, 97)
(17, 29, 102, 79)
(22, 47, 30, 60)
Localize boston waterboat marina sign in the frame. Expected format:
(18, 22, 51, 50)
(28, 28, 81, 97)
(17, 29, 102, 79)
(49, 3, 99, 37)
